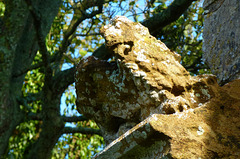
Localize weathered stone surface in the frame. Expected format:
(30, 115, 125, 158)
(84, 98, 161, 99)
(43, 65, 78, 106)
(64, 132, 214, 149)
(95, 79, 240, 158)
(75, 16, 218, 144)
(94, 116, 172, 159)
(203, 0, 240, 85)
(75, 16, 240, 158)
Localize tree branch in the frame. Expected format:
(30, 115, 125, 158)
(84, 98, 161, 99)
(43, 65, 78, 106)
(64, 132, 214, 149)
(54, 1, 105, 67)
(62, 126, 102, 136)
(27, 113, 89, 123)
(26, 92, 43, 103)
(62, 116, 88, 122)
(142, 0, 197, 34)
(27, 112, 89, 122)
(75, 33, 101, 37)
(13, 55, 58, 78)
(25, 0, 53, 81)
(27, 112, 42, 121)
(77, 0, 109, 11)
(52, 67, 76, 94)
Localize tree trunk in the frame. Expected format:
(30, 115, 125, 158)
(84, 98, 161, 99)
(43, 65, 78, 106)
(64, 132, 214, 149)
(0, 0, 62, 157)
(0, 0, 28, 156)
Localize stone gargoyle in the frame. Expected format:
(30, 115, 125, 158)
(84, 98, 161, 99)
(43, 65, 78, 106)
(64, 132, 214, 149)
(75, 16, 220, 145)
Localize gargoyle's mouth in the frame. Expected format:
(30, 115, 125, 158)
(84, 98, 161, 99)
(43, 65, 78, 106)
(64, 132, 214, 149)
(106, 116, 126, 133)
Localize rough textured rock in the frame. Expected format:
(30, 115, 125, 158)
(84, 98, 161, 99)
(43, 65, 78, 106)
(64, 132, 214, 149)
(75, 16, 219, 144)
(203, 0, 240, 85)
(75, 16, 240, 158)
(94, 80, 240, 158)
